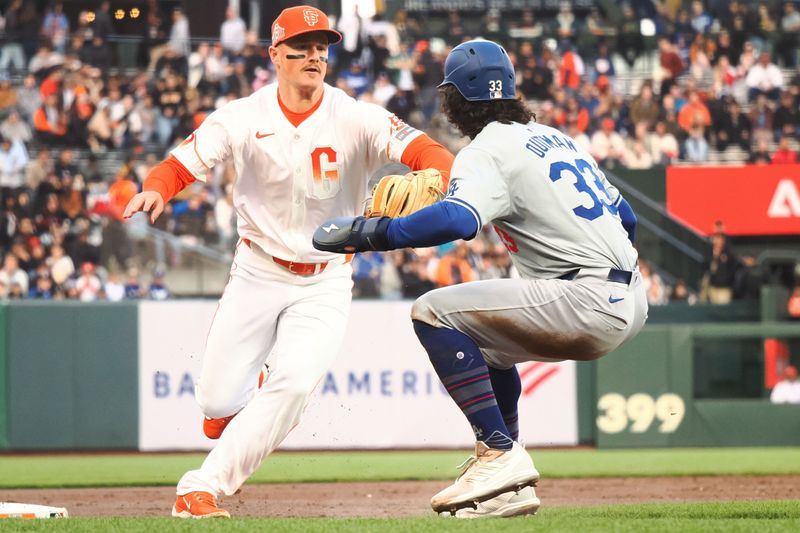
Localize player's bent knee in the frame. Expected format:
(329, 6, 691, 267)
(196, 385, 243, 419)
(410, 293, 438, 325)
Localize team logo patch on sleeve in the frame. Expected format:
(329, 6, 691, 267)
(272, 23, 285, 42)
(389, 114, 415, 141)
(446, 181, 459, 197)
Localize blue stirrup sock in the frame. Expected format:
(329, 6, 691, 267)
(488, 366, 521, 441)
(412, 320, 513, 450)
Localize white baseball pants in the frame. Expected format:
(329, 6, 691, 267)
(177, 241, 353, 496)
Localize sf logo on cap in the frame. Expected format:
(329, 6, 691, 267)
(303, 9, 319, 26)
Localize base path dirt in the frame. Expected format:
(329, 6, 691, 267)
(1, 476, 798, 518)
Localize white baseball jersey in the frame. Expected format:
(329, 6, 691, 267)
(170, 82, 423, 262)
(444, 121, 638, 279)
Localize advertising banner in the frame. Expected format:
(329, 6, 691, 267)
(666, 165, 800, 236)
(138, 301, 577, 451)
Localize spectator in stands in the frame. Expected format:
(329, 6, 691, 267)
(630, 84, 660, 130)
(557, 43, 583, 94)
(772, 136, 798, 165)
(74, 261, 101, 301)
(93, 1, 113, 41)
(147, 270, 170, 300)
(0, 76, 17, 113)
(616, 3, 645, 71)
(577, 7, 607, 60)
(737, 40, 756, 75)
(0, 0, 26, 75)
(684, 124, 709, 162)
(623, 140, 654, 169)
(651, 120, 680, 164)
(28, 41, 64, 78)
(400, 252, 436, 299)
(770, 365, 800, 404)
(147, 7, 190, 73)
(342, 61, 369, 98)
(352, 252, 383, 298)
(690, 0, 713, 35)
(746, 52, 784, 102)
(754, 4, 778, 54)
(104, 271, 125, 302)
(435, 243, 476, 288)
(15, 74, 40, 123)
(777, 2, 800, 67)
(0, 136, 29, 198)
(33, 93, 67, 144)
(748, 139, 772, 165)
(41, 2, 69, 54)
(678, 90, 711, 134)
(84, 36, 112, 73)
(124, 267, 143, 299)
(555, 2, 577, 42)
(702, 234, 738, 305)
(555, 95, 589, 134)
(590, 117, 626, 169)
(715, 98, 752, 151)
(29, 270, 56, 299)
(518, 55, 553, 101)
(592, 43, 615, 86)
(774, 91, 799, 140)
(17, 3, 39, 64)
(715, 31, 737, 67)
(0, 252, 28, 294)
(220, 6, 246, 57)
(670, 278, 697, 304)
(658, 37, 685, 96)
(508, 10, 544, 45)
(639, 259, 668, 306)
(688, 33, 716, 88)
(0, 110, 32, 145)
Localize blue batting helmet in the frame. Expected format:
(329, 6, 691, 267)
(438, 40, 515, 101)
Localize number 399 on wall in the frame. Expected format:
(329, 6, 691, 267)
(596, 393, 686, 434)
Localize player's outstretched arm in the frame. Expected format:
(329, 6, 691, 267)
(313, 201, 478, 254)
(123, 191, 165, 224)
(123, 155, 196, 225)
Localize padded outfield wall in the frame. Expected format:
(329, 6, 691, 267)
(0, 301, 798, 451)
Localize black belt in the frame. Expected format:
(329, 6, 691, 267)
(558, 268, 633, 285)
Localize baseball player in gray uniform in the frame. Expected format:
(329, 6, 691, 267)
(313, 39, 648, 518)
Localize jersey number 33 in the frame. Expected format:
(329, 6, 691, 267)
(549, 158, 618, 221)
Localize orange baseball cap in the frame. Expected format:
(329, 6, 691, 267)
(271, 5, 342, 47)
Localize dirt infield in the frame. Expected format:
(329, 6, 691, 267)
(2, 475, 798, 518)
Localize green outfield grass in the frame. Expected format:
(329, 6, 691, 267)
(2, 501, 799, 532)
(1, 447, 799, 489)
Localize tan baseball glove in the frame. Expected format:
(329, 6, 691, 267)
(366, 169, 445, 218)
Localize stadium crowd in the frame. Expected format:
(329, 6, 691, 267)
(0, 0, 797, 303)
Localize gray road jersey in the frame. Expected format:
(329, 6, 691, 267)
(444, 121, 638, 279)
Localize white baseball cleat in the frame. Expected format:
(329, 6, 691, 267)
(439, 486, 541, 518)
(430, 441, 539, 515)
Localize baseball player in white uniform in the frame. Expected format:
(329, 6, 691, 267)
(123, 6, 453, 518)
(313, 40, 648, 518)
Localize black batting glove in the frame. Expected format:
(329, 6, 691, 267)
(312, 216, 392, 254)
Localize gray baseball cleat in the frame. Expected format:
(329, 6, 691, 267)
(439, 485, 540, 518)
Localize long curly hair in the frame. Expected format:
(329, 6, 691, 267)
(439, 85, 536, 139)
